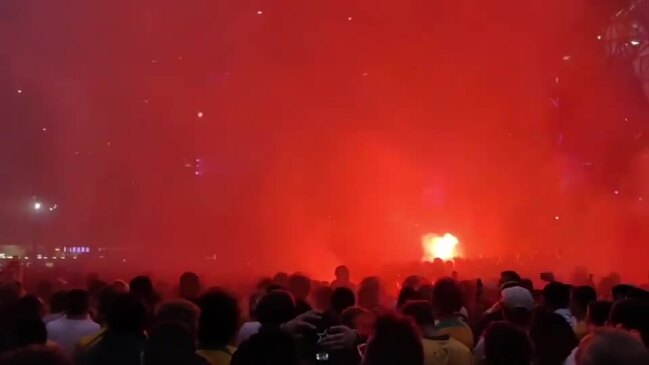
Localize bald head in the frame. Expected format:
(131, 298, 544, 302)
(577, 328, 649, 365)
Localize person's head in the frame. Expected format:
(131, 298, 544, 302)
(402, 275, 422, 289)
(397, 287, 422, 309)
(484, 321, 532, 365)
(144, 322, 197, 365)
(542, 282, 571, 311)
(612, 284, 634, 301)
(178, 272, 201, 301)
(312, 285, 333, 312)
(500, 271, 521, 286)
(287, 273, 311, 301)
(401, 300, 435, 329)
(272, 272, 289, 287)
(608, 299, 649, 347)
(530, 310, 579, 365)
(341, 306, 374, 338)
(330, 287, 355, 315)
(66, 289, 90, 318)
(96, 286, 118, 325)
(129, 275, 158, 306)
(0, 345, 71, 365)
(12, 317, 47, 348)
(155, 299, 201, 337)
(501, 286, 534, 328)
(255, 290, 296, 328)
(587, 301, 612, 329)
(432, 277, 463, 317)
(16, 295, 45, 320)
(48, 291, 68, 315)
(576, 328, 649, 365)
(197, 289, 239, 348)
(335, 265, 350, 282)
(358, 277, 381, 310)
(105, 293, 146, 334)
(362, 313, 423, 365)
(572, 286, 597, 320)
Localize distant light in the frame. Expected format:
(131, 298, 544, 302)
(554, 216, 560, 220)
(42, 127, 47, 132)
(614, 190, 620, 195)
(34, 202, 42, 210)
(107, 141, 111, 146)
(630, 40, 641, 46)
(256, 10, 263, 15)
(597, 35, 602, 40)
(197, 111, 204, 118)
(144, 99, 149, 104)
(362, 72, 368, 77)
(151, 59, 158, 63)
(178, 56, 183, 61)
(347, 17, 352, 21)
(639, 196, 644, 202)
(17, 89, 22, 94)
(562, 55, 572, 61)
(555, 76, 560, 84)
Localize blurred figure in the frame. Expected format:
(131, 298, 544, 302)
(155, 299, 201, 337)
(331, 265, 356, 291)
(358, 277, 383, 313)
(543, 282, 576, 328)
(47, 289, 100, 355)
(129, 276, 160, 310)
(341, 307, 374, 339)
(530, 310, 578, 365)
(571, 286, 597, 339)
(576, 328, 649, 365)
(586, 301, 612, 330)
(179, 272, 202, 303)
(401, 300, 473, 365)
(76, 293, 147, 365)
(144, 322, 207, 365)
(432, 277, 474, 349)
(330, 287, 356, 322)
(397, 287, 422, 310)
(608, 299, 649, 347)
(43, 290, 68, 324)
(474, 286, 534, 365)
(362, 313, 423, 365)
(312, 284, 333, 312)
(499, 271, 521, 288)
(0, 345, 71, 365)
(483, 321, 532, 365)
(197, 289, 240, 365)
(287, 273, 312, 315)
(231, 290, 299, 365)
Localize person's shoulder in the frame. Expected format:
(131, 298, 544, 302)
(46, 317, 66, 330)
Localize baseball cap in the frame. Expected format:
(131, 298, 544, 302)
(501, 286, 534, 310)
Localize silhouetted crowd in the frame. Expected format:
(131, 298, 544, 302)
(0, 264, 648, 365)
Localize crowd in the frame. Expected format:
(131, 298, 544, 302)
(0, 263, 647, 365)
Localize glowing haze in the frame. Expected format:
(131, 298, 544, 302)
(422, 233, 460, 262)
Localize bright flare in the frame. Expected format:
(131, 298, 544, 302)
(421, 233, 459, 262)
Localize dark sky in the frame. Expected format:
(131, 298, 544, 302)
(1, 0, 648, 278)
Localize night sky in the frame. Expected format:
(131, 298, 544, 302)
(1, 1, 648, 278)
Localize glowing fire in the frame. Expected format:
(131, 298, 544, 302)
(422, 233, 459, 261)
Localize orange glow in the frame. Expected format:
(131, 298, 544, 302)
(422, 233, 459, 262)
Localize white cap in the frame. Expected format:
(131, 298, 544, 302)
(501, 286, 534, 310)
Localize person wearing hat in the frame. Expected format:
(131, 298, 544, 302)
(473, 286, 535, 365)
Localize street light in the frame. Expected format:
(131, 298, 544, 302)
(33, 202, 42, 211)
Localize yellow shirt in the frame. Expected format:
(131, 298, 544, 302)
(197, 346, 236, 365)
(422, 336, 473, 365)
(434, 319, 474, 349)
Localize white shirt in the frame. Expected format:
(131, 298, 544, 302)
(47, 315, 101, 355)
